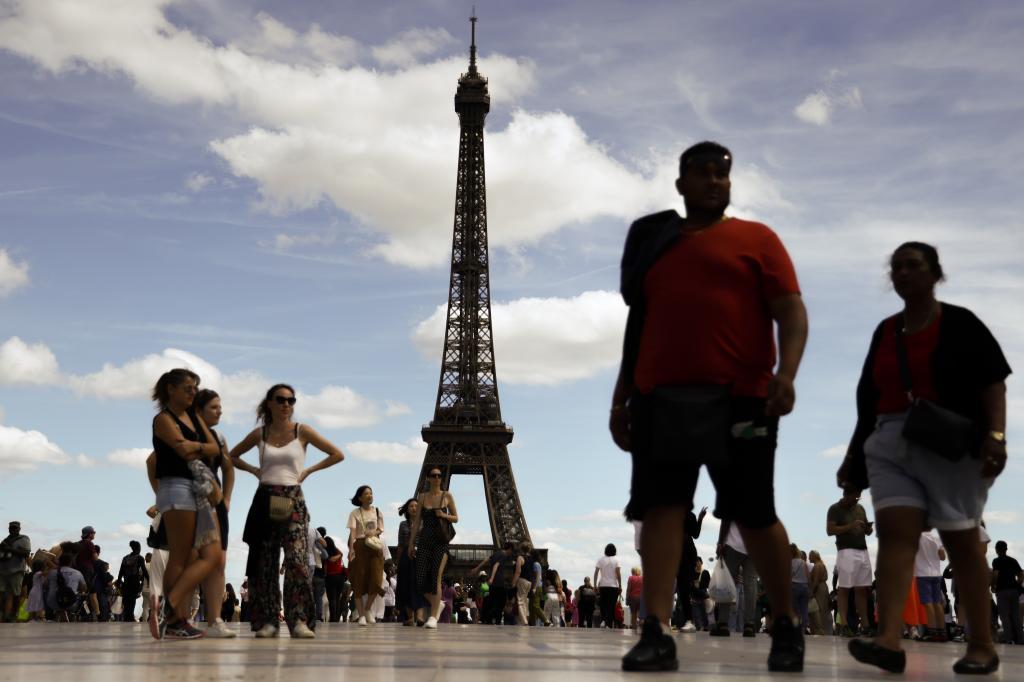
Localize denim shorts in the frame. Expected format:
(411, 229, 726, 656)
(916, 576, 943, 605)
(156, 477, 197, 513)
(865, 415, 991, 531)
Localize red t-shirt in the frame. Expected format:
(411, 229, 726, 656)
(324, 555, 344, 576)
(627, 574, 643, 599)
(872, 312, 941, 413)
(634, 218, 801, 397)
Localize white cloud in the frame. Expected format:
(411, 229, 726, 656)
(299, 385, 395, 429)
(371, 27, 455, 67)
(0, 248, 30, 297)
(259, 232, 336, 251)
(0, 3, 705, 268)
(5, 339, 400, 429)
(794, 72, 863, 126)
(75, 454, 96, 468)
(819, 444, 847, 459)
(0, 337, 61, 385)
(0, 424, 71, 471)
(343, 437, 423, 464)
(106, 448, 151, 469)
(184, 172, 214, 192)
(117, 522, 150, 538)
(985, 510, 1022, 525)
(413, 290, 627, 386)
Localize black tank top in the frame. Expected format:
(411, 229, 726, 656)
(153, 409, 207, 479)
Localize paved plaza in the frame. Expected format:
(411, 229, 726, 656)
(2, 623, 1022, 681)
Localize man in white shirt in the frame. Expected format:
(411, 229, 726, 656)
(716, 519, 760, 637)
(307, 524, 326, 622)
(914, 531, 947, 641)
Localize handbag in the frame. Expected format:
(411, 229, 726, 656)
(269, 495, 294, 523)
(436, 494, 456, 543)
(640, 384, 732, 466)
(360, 508, 384, 554)
(894, 327, 975, 461)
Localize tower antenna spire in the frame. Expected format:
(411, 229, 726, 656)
(469, 8, 478, 73)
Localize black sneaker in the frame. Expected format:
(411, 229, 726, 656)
(622, 616, 679, 672)
(767, 616, 805, 673)
(743, 623, 757, 638)
(165, 621, 205, 640)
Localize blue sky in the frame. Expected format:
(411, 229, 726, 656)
(1, 0, 1022, 589)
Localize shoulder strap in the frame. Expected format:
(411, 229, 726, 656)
(893, 326, 915, 401)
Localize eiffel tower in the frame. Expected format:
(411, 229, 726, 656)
(414, 15, 535, 566)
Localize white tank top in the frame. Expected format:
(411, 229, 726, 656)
(259, 424, 306, 486)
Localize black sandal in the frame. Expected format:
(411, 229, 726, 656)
(953, 655, 999, 675)
(848, 638, 906, 674)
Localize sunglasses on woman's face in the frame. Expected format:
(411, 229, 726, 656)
(274, 396, 297, 406)
(428, 473, 442, 479)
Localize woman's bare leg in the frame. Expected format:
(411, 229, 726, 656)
(940, 528, 997, 664)
(202, 546, 227, 622)
(162, 510, 196, 619)
(872, 507, 926, 651)
(167, 516, 220, 621)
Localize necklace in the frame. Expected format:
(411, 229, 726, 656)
(901, 301, 938, 334)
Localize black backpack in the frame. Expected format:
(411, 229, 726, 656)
(123, 556, 145, 593)
(56, 569, 77, 609)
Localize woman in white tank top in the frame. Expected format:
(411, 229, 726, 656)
(230, 383, 345, 639)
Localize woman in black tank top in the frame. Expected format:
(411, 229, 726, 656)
(193, 389, 236, 637)
(149, 369, 224, 640)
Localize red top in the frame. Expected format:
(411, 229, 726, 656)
(634, 218, 801, 396)
(324, 555, 344, 576)
(626, 574, 643, 599)
(873, 312, 942, 413)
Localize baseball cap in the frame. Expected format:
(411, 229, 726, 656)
(82, 526, 95, 537)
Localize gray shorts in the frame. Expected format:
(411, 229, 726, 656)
(0, 571, 23, 596)
(156, 477, 197, 513)
(864, 415, 991, 531)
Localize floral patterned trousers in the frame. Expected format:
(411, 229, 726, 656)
(249, 485, 314, 634)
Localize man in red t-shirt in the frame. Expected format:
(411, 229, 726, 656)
(613, 141, 808, 673)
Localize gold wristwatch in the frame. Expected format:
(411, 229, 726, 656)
(988, 430, 1006, 444)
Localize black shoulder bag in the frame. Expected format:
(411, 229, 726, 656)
(895, 328, 975, 461)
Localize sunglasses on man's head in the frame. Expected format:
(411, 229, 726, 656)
(274, 396, 297, 406)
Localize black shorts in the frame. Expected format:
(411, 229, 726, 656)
(625, 391, 779, 529)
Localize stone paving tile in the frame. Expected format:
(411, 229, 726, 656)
(1, 623, 1021, 681)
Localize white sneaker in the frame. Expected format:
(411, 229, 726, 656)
(680, 623, 697, 633)
(357, 616, 367, 626)
(424, 616, 438, 629)
(292, 621, 316, 639)
(205, 620, 237, 638)
(255, 623, 279, 638)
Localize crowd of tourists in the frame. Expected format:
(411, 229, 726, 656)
(0, 140, 1017, 678)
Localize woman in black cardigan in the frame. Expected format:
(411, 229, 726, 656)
(839, 242, 1010, 676)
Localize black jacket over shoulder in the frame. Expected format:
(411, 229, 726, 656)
(845, 302, 1011, 489)
(619, 210, 685, 383)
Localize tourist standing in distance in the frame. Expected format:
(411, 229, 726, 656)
(807, 551, 832, 636)
(992, 541, 1023, 645)
(789, 544, 810, 633)
(826, 489, 874, 636)
(321, 532, 345, 623)
(193, 388, 236, 638)
(576, 577, 597, 628)
(914, 531, 948, 642)
(347, 485, 385, 626)
(839, 243, 1010, 675)
(307, 524, 326, 624)
(0, 521, 30, 623)
(408, 467, 459, 629)
(231, 383, 345, 639)
(486, 541, 517, 625)
(396, 499, 426, 626)
(594, 544, 622, 629)
(150, 368, 223, 639)
(715, 519, 759, 637)
(626, 567, 644, 630)
(115, 541, 147, 623)
(509, 542, 531, 625)
(612, 141, 808, 672)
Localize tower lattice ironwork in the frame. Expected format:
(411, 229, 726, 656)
(415, 15, 532, 550)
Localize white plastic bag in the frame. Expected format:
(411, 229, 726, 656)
(708, 559, 737, 604)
